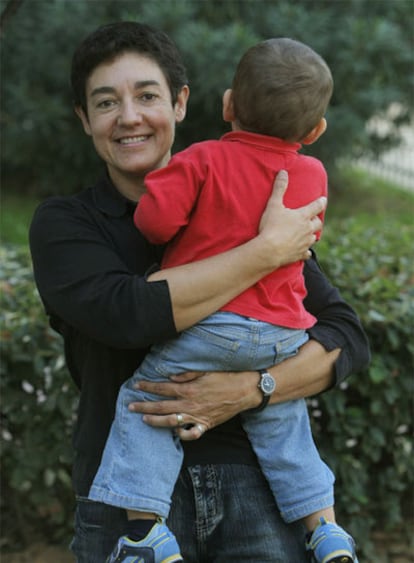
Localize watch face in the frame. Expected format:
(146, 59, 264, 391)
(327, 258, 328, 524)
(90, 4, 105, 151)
(261, 373, 276, 395)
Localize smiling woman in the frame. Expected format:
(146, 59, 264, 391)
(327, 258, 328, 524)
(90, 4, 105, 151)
(28, 21, 369, 563)
(74, 53, 189, 201)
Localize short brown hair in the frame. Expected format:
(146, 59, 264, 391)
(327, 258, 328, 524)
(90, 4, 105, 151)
(71, 22, 188, 115)
(232, 38, 333, 142)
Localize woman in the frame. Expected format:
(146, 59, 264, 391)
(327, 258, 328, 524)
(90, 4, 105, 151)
(30, 22, 370, 563)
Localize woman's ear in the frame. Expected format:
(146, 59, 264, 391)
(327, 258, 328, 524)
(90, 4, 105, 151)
(302, 117, 327, 145)
(174, 85, 190, 123)
(222, 89, 235, 122)
(75, 106, 92, 136)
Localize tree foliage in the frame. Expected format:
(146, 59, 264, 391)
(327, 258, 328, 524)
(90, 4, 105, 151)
(1, 0, 412, 196)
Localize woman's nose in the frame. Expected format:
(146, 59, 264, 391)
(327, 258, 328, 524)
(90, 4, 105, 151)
(117, 99, 143, 126)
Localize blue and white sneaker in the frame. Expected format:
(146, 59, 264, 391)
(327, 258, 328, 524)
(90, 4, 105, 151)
(106, 520, 183, 563)
(306, 517, 359, 563)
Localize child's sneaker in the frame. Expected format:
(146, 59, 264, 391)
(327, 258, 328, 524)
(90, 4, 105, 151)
(306, 517, 358, 563)
(106, 520, 183, 563)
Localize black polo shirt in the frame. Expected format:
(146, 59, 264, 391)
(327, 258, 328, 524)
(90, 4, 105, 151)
(29, 175, 370, 496)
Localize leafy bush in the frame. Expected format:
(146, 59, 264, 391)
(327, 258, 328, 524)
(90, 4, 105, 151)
(0, 245, 77, 548)
(315, 218, 414, 555)
(1, 215, 413, 557)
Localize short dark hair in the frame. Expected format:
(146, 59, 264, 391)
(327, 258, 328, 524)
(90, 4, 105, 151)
(71, 21, 188, 114)
(232, 38, 333, 142)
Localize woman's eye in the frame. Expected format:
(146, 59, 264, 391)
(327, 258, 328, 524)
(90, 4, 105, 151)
(140, 92, 157, 102)
(97, 99, 116, 109)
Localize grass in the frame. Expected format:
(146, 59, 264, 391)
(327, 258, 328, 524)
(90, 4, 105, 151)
(0, 194, 41, 245)
(327, 166, 414, 227)
(0, 166, 413, 245)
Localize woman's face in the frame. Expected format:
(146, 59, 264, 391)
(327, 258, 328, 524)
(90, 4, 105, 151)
(76, 52, 189, 200)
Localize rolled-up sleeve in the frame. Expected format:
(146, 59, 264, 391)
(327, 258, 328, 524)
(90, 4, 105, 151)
(29, 196, 178, 349)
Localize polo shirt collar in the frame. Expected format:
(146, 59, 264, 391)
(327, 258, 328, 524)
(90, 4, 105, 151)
(92, 173, 137, 217)
(222, 130, 301, 153)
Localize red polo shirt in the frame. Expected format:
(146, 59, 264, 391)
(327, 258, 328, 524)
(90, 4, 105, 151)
(135, 131, 327, 329)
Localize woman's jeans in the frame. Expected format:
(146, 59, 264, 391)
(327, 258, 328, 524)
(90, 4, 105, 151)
(71, 464, 309, 562)
(89, 312, 334, 522)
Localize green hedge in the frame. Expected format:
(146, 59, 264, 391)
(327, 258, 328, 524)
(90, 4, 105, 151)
(0, 245, 77, 548)
(316, 218, 414, 554)
(1, 219, 413, 556)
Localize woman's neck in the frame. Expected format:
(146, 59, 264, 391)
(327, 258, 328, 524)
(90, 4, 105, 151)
(109, 170, 147, 203)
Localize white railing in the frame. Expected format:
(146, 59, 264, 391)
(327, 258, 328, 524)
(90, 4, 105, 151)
(355, 112, 413, 191)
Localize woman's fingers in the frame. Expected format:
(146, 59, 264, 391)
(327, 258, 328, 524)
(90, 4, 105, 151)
(128, 370, 257, 436)
(175, 423, 206, 441)
(136, 410, 209, 441)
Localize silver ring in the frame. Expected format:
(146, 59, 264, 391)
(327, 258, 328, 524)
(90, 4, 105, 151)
(176, 413, 184, 426)
(196, 423, 205, 435)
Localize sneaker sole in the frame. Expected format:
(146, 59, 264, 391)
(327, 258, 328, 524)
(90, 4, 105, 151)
(324, 555, 353, 563)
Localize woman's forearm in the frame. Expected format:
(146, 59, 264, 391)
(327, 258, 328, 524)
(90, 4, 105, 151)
(149, 236, 288, 331)
(130, 340, 340, 437)
(251, 340, 340, 409)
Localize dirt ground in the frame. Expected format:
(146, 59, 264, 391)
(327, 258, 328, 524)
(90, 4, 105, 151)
(3, 543, 73, 563)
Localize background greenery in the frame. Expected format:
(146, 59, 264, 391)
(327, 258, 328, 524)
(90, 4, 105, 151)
(2, 169, 413, 560)
(1, 0, 413, 197)
(1, 0, 413, 559)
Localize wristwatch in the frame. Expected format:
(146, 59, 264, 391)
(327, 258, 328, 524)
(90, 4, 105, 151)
(248, 369, 276, 413)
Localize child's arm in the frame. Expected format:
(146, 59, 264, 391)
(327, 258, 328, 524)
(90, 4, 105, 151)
(134, 148, 203, 244)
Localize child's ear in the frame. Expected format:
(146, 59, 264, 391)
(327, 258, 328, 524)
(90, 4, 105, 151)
(302, 117, 327, 145)
(222, 89, 235, 122)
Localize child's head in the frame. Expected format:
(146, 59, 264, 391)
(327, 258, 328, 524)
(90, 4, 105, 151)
(226, 37, 333, 143)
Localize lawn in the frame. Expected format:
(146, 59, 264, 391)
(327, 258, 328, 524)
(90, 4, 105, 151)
(0, 194, 41, 245)
(327, 166, 414, 226)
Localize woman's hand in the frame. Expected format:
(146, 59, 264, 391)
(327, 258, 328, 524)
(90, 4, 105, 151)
(256, 169, 326, 268)
(128, 341, 339, 440)
(128, 370, 261, 441)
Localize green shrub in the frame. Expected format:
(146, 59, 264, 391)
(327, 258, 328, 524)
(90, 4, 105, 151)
(316, 218, 414, 555)
(1, 220, 413, 556)
(0, 245, 77, 548)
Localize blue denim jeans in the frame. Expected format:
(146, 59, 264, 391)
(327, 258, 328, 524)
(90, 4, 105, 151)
(71, 464, 309, 562)
(89, 312, 334, 522)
